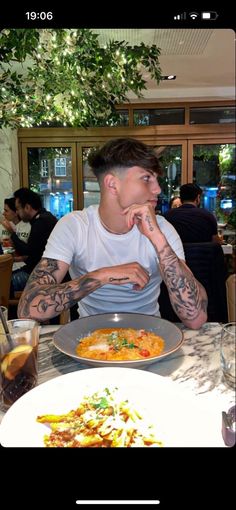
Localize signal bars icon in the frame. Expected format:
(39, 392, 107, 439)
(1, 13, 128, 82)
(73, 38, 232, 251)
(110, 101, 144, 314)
(174, 11, 200, 20)
(174, 12, 186, 20)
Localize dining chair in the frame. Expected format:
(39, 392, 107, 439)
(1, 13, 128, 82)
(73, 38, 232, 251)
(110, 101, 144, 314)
(226, 274, 236, 322)
(0, 254, 13, 307)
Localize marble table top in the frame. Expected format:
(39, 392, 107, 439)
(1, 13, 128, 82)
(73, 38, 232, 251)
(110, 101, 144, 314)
(1, 322, 235, 445)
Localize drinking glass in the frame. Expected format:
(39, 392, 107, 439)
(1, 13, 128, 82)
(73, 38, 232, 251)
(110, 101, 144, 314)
(220, 322, 236, 388)
(0, 319, 39, 406)
(0, 306, 8, 321)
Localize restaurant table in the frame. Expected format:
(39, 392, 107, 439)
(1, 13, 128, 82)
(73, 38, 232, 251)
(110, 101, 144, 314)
(1, 321, 235, 431)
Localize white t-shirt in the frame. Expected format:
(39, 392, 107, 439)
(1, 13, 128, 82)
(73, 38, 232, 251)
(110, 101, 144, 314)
(43, 205, 185, 317)
(13, 221, 31, 270)
(0, 221, 31, 270)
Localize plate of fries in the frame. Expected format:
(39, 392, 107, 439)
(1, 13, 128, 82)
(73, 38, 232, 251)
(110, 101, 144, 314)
(0, 367, 223, 447)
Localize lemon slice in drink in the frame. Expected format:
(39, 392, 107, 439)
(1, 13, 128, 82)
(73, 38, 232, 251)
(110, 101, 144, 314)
(1, 345, 33, 380)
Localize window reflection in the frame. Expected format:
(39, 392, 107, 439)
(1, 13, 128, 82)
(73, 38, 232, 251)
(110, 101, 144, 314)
(28, 147, 73, 219)
(134, 109, 185, 126)
(154, 145, 182, 215)
(193, 143, 236, 225)
(82, 147, 100, 207)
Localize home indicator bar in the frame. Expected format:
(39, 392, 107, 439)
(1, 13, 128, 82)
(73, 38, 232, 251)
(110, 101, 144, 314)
(76, 501, 160, 506)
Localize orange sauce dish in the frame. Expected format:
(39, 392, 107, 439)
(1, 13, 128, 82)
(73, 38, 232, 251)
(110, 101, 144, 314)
(76, 328, 165, 361)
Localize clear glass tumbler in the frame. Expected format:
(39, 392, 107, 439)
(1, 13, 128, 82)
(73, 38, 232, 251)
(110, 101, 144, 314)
(220, 322, 236, 389)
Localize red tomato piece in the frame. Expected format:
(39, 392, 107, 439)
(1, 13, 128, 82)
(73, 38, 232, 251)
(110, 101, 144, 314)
(139, 349, 150, 357)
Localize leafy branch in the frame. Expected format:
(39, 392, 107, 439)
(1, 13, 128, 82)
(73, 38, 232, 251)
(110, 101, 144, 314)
(0, 29, 162, 128)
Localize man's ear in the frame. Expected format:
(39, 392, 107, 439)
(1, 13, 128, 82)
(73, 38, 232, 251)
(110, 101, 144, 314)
(25, 204, 31, 213)
(103, 174, 117, 194)
(196, 194, 201, 206)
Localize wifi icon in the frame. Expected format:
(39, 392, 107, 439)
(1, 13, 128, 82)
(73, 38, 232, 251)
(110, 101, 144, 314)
(189, 12, 199, 19)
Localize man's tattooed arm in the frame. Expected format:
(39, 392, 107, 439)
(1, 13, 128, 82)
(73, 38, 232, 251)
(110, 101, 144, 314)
(18, 258, 103, 321)
(154, 236, 208, 329)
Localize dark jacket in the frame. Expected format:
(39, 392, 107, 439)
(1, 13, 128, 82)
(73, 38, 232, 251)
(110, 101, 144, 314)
(11, 208, 57, 274)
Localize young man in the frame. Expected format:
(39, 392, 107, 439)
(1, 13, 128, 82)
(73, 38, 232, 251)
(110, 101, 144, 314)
(10, 188, 57, 292)
(18, 138, 207, 329)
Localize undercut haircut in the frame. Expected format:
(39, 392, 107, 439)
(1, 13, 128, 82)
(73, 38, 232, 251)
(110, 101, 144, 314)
(88, 138, 162, 182)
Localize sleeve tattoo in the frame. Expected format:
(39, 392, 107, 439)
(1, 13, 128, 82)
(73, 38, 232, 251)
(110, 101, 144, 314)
(18, 258, 101, 318)
(158, 245, 207, 321)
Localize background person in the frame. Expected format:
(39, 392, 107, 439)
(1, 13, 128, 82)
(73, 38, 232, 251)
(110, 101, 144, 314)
(11, 188, 57, 292)
(18, 138, 207, 329)
(0, 197, 31, 270)
(165, 183, 223, 244)
(169, 196, 182, 209)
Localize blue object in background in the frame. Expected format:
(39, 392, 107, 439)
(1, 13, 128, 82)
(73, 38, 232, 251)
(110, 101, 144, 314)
(203, 187, 218, 213)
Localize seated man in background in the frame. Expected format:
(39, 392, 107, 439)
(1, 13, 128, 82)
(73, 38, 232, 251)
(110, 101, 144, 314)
(18, 138, 207, 329)
(165, 183, 222, 244)
(10, 188, 57, 292)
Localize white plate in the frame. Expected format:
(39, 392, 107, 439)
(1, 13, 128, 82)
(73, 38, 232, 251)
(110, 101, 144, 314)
(0, 368, 224, 447)
(53, 313, 184, 368)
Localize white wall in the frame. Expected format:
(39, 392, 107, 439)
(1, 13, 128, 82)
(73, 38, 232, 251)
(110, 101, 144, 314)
(0, 128, 20, 212)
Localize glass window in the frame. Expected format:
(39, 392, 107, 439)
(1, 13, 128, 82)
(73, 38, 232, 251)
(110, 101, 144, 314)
(192, 143, 236, 226)
(134, 108, 185, 126)
(28, 147, 73, 219)
(95, 109, 129, 127)
(82, 147, 100, 207)
(190, 107, 235, 124)
(40, 159, 48, 177)
(154, 145, 182, 215)
(54, 157, 66, 176)
(112, 109, 129, 126)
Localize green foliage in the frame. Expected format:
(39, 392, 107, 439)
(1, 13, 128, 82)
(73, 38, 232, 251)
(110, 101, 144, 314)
(0, 29, 162, 128)
(227, 210, 236, 229)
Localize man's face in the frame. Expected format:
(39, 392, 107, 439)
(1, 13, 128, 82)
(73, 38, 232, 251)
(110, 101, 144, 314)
(3, 204, 17, 222)
(15, 198, 30, 222)
(114, 166, 161, 209)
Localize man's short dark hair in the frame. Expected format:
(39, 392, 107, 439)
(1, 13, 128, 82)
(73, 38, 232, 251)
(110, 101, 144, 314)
(14, 187, 42, 210)
(88, 138, 162, 181)
(180, 183, 202, 202)
(4, 197, 16, 212)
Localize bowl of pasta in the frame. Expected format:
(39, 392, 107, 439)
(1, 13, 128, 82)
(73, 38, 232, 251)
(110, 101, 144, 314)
(0, 368, 223, 447)
(53, 313, 184, 368)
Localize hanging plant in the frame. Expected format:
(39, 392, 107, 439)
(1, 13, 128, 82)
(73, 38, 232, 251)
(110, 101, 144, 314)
(0, 28, 162, 128)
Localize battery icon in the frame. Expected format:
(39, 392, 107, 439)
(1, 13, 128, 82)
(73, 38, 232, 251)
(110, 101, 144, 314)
(201, 11, 218, 19)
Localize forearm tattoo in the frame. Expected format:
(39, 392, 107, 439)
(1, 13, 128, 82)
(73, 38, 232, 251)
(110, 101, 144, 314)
(18, 258, 101, 319)
(157, 244, 207, 322)
(145, 214, 154, 232)
(109, 277, 130, 282)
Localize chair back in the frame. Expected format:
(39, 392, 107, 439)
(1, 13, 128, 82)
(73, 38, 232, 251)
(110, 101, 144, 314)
(226, 274, 236, 322)
(159, 242, 228, 323)
(0, 254, 13, 307)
